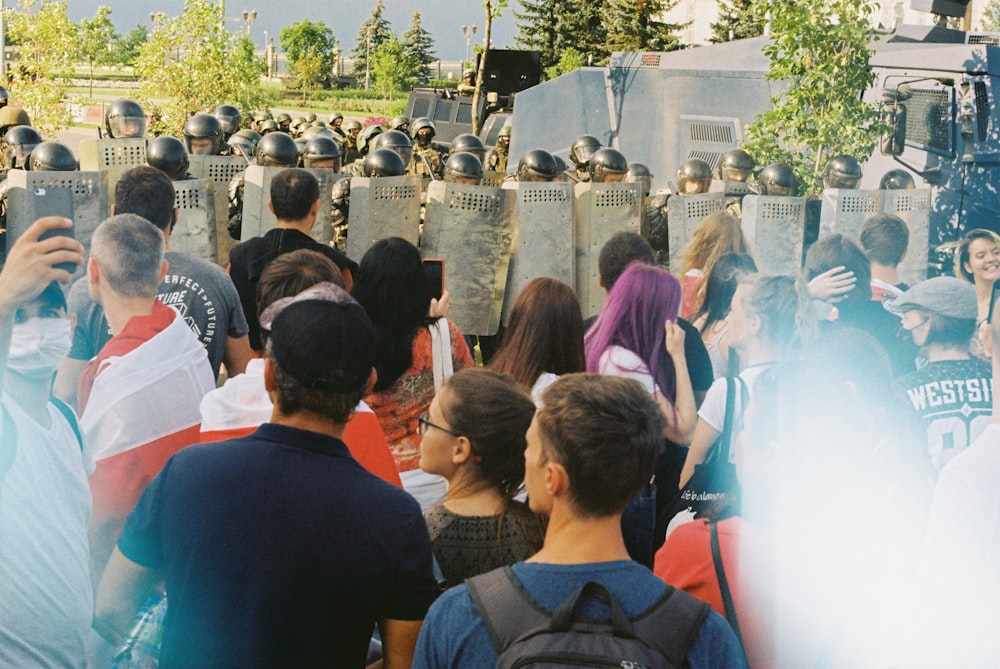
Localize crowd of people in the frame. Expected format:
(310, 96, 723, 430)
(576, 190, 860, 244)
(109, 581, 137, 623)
(2, 94, 1000, 669)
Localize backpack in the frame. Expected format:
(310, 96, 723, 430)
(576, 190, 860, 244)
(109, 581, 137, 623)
(466, 566, 710, 669)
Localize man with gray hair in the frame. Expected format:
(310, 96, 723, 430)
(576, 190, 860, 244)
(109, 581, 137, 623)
(79, 214, 214, 597)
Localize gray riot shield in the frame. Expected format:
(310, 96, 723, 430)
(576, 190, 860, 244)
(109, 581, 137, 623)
(170, 179, 217, 263)
(574, 182, 643, 317)
(78, 138, 147, 207)
(241, 166, 338, 244)
(6, 170, 109, 281)
(500, 181, 575, 325)
(421, 181, 515, 336)
(741, 195, 807, 274)
(480, 170, 506, 188)
(188, 154, 248, 266)
(818, 188, 883, 240)
(883, 188, 932, 286)
(665, 192, 727, 275)
(346, 174, 422, 262)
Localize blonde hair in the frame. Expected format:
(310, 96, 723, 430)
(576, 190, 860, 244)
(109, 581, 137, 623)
(680, 211, 752, 304)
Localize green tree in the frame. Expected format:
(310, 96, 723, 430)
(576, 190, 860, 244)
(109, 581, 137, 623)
(471, 0, 508, 133)
(515, 0, 606, 70)
(350, 0, 393, 86)
(279, 19, 336, 81)
(5, 0, 77, 135)
(290, 47, 324, 103)
(370, 37, 418, 110)
(544, 46, 586, 79)
(709, 0, 767, 43)
(115, 24, 148, 67)
(402, 11, 435, 85)
(78, 6, 119, 99)
(134, 0, 268, 136)
(742, 0, 884, 196)
(602, 0, 685, 53)
(983, 0, 1000, 31)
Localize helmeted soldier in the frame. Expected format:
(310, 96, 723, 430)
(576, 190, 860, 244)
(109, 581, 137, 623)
(147, 136, 193, 180)
(626, 163, 654, 198)
(302, 125, 336, 142)
(329, 111, 344, 127)
(449, 133, 486, 163)
(303, 136, 342, 171)
(457, 68, 477, 96)
(569, 134, 602, 182)
(228, 131, 298, 240)
(105, 98, 146, 139)
(755, 163, 797, 196)
(410, 117, 447, 181)
(647, 159, 713, 262)
(0, 86, 9, 109)
(305, 112, 317, 123)
(824, 154, 863, 189)
(212, 104, 242, 142)
(677, 158, 713, 194)
(228, 128, 262, 161)
(361, 148, 407, 178)
(341, 119, 363, 164)
(389, 115, 410, 133)
(259, 119, 279, 135)
(27, 141, 77, 172)
(274, 112, 292, 133)
(373, 129, 413, 168)
(588, 148, 628, 184)
(444, 152, 483, 185)
(184, 113, 225, 156)
(2, 125, 42, 173)
(718, 149, 755, 183)
(485, 122, 511, 173)
(515, 149, 560, 183)
(879, 168, 915, 190)
(0, 107, 29, 140)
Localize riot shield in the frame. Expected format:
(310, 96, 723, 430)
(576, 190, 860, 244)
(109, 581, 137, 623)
(6, 170, 109, 282)
(818, 188, 882, 240)
(883, 188, 931, 286)
(346, 174, 422, 262)
(188, 154, 248, 266)
(741, 195, 807, 274)
(241, 165, 339, 244)
(421, 181, 516, 336)
(480, 170, 507, 188)
(574, 182, 643, 317)
(501, 181, 575, 325)
(665, 192, 727, 275)
(170, 179, 217, 263)
(78, 138, 146, 207)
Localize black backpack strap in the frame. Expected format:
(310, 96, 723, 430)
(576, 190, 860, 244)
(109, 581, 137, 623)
(465, 566, 555, 653)
(630, 585, 712, 667)
(710, 520, 744, 649)
(50, 397, 84, 451)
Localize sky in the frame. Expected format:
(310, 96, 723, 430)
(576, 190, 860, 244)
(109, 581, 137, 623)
(64, 0, 523, 62)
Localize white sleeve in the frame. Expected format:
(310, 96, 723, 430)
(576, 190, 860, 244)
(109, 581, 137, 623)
(697, 377, 728, 432)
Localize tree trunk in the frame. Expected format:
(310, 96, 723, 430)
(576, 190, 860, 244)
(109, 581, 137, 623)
(472, 1, 494, 136)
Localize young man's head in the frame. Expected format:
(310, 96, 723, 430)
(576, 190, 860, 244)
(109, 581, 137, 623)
(88, 214, 165, 301)
(893, 277, 977, 351)
(526, 373, 664, 518)
(8, 281, 71, 381)
(260, 283, 376, 425)
(860, 213, 909, 268)
(256, 249, 344, 348)
(114, 165, 177, 234)
(268, 168, 319, 222)
(597, 232, 655, 291)
(805, 233, 872, 304)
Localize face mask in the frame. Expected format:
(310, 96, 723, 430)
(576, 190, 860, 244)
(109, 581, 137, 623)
(8, 316, 72, 379)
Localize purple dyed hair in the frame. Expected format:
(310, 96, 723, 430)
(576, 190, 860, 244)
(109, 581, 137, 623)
(584, 261, 683, 405)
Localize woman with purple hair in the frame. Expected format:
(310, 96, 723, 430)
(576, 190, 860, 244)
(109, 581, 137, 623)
(584, 262, 697, 446)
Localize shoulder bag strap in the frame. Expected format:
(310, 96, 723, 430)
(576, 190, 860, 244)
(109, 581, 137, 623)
(465, 566, 551, 652)
(429, 318, 454, 392)
(710, 520, 744, 649)
(50, 397, 84, 451)
(712, 374, 737, 464)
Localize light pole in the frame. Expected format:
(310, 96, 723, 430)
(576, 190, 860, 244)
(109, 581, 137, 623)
(242, 9, 257, 38)
(461, 24, 477, 68)
(364, 26, 373, 90)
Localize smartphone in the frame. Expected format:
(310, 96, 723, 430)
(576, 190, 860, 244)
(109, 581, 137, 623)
(32, 186, 78, 273)
(423, 258, 445, 301)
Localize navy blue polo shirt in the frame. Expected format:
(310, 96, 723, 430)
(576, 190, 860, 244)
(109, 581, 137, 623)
(119, 422, 436, 669)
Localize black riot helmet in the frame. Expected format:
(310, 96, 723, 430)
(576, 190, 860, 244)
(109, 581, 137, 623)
(227, 128, 261, 160)
(879, 169, 915, 190)
(146, 136, 190, 180)
(718, 149, 755, 182)
(516, 149, 559, 182)
(2, 125, 42, 170)
(303, 136, 342, 171)
(373, 129, 413, 166)
(677, 158, 713, 194)
(570, 135, 602, 170)
(450, 133, 486, 162)
(105, 98, 146, 138)
(357, 124, 384, 157)
(588, 148, 629, 183)
(27, 141, 77, 171)
(0, 86, 9, 108)
(183, 113, 224, 155)
(256, 131, 299, 167)
(625, 162, 653, 197)
(824, 154, 863, 189)
(757, 163, 797, 196)
(410, 117, 436, 147)
(444, 152, 483, 184)
(212, 104, 242, 140)
(361, 148, 407, 178)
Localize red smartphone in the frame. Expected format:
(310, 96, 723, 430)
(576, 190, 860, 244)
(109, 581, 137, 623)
(423, 258, 445, 301)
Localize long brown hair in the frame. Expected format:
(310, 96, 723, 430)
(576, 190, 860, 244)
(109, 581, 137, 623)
(489, 278, 585, 389)
(680, 211, 752, 289)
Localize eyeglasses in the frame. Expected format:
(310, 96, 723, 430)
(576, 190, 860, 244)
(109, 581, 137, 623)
(417, 412, 460, 437)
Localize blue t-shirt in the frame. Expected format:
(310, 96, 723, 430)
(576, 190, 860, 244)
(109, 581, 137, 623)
(119, 423, 437, 669)
(413, 560, 745, 668)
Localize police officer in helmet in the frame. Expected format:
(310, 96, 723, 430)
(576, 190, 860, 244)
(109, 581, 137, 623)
(105, 98, 146, 139)
(756, 163, 797, 196)
(302, 136, 342, 171)
(824, 154, 863, 189)
(27, 141, 77, 172)
(444, 152, 483, 185)
(146, 136, 192, 180)
(184, 113, 225, 156)
(515, 149, 560, 183)
(879, 169, 915, 190)
(677, 158, 713, 194)
(588, 148, 628, 184)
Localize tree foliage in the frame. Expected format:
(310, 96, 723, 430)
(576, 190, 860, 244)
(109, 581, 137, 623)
(371, 37, 418, 110)
(280, 19, 336, 79)
(709, 0, 767, 43)
(402, 12, 435, 86)
(78, 6, 118, 98)
(114, 24, 148, 67)
(515, 0, 606, 69)
(134, 0, 268, 137)
(983, 0, 1000, 31)
(473, 0, 508, 133)
(350, 0, 393, 84)
(544, 46, 586, 79)
(5, 0, 77, 136)
(743, 0, 884, 196)
(602, 0, 685, 53)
